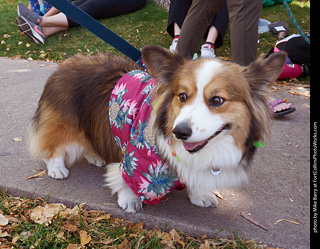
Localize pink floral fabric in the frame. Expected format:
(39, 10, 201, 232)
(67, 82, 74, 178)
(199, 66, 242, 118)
(109, 70, 182, 205)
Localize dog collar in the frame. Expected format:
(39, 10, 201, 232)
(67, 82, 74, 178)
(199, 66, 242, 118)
(210, 168, 221, 176)
(167, 138, 181, 162)
(253, 140, 266, 148)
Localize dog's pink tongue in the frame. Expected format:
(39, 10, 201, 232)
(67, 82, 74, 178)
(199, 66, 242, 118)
(183, 141, 205, 151)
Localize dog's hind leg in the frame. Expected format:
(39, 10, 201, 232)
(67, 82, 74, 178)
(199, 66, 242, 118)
(45, 146, 69, 179)
(105, 163, 143, 213)
(45, 142, 85, 179)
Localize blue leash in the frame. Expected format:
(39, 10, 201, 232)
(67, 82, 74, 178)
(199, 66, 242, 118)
(282, 0, 310, 44)
(46, 0, 145, 67)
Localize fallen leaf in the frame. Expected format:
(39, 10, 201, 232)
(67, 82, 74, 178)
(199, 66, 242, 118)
(274, 218, 299, 225)
(39, 53, 47, 58)
(198, 234, 208, 241)
(0, 214, 8, 226)
(66, 244, 80, 249)
(26, 170, 46, 180)
(30, 203, 66, 225)
(134, 234, 145, 249)
(118, 238, 132, 249)
(161, 232, 172, 243)
(56, 231, 65, 239)
(3, 34, 10, 38)
(26, 43, 30, 48)
(13, 137, 22, 142)
(178, 240, 186, 248)
(217, 56, 232, 61)
(214, 190, 223, 200)
(79, 230, 91, 246)
(61, 221, 79, 232)
(200, 240, 210, 249)
(0, 230, 10, 238)
(240, 212, 268, 230)
(169, 229, 181, 242)
(92, 213, 111, 222)
(19, 231, 33, 241)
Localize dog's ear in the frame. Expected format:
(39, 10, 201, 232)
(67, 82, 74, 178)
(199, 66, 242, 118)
(244, 51, 287, 95)
(142, 45, 184, 82)
(241, 51, 287, 155)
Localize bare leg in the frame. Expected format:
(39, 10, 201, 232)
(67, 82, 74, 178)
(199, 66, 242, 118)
(43, 26, 68, 36)
(174, 22, 181, 36)
(40, 12, 68, 27)
(206, 26, 218, 44)
(39, 13, 69, 36)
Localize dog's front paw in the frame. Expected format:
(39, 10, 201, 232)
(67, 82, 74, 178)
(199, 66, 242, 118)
(188, 191, 218, 208)
(46, 157, 69, 179)
(85, 155, 106, 167)
(117, 187, 143, 213)
(47, 166, 69, 179)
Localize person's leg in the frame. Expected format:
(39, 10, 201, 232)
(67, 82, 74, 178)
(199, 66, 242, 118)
(40, 12, 68, 27)
(200, 0, 228, 58)
(42, 26, 68, 36)
(227, 0, 262, 66)
(174, 23, 181, 36)
(176, 0, 224, 59)
(38, 12, 69, 36)
(205, 0, 228, 48)
(205, 26, 219, 44)
(63, 0, 147, 28)
(167, 0, 191, 53)
(167, 0, 192, 38)
(73, 0, 147, 19)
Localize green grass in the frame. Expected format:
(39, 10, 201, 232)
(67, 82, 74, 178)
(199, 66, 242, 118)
(0, 0, 171, 61)
(1, 0, 310, 63)
(0, 0, 310, 83)
(1, 189, 266, 249)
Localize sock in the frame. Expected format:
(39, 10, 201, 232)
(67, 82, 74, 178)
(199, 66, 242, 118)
(204, 42, 215, 49)
(174, 35, 179, 40)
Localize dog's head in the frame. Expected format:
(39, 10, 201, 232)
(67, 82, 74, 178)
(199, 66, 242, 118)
(142, 45, 286, 168)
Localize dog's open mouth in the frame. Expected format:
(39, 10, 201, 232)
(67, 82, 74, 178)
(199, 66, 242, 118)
(182, 124, 231, 153)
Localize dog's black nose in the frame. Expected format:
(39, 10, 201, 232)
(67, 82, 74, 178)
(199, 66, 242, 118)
(173, 123, 192, 140)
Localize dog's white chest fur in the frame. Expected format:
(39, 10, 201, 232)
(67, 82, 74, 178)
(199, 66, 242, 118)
(157, 134, 247, 192)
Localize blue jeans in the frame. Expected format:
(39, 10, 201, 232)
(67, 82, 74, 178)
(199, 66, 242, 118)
(29, 0, 51, 16)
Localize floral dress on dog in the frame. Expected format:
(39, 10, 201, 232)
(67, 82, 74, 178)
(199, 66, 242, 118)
(109, 70, 182, 205)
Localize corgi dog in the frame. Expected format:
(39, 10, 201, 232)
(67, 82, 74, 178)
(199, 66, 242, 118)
(28, 45, 286, 212)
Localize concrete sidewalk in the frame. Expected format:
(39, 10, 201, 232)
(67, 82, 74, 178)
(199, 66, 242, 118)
(0, 57, 310, 248)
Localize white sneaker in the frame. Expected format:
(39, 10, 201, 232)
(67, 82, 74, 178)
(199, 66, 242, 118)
(169, 38, 178, 53)
(200, 44, 216, 59)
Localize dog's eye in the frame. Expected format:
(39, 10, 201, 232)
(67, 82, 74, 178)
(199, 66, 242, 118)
(179, 93, 188, 103)
(209, 96, 225, 107)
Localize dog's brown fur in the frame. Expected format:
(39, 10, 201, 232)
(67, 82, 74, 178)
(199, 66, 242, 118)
(29, 53, 143, 164)
(28, 45, 287, 212)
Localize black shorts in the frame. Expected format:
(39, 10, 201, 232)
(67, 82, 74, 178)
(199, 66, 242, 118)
(67, 0, 147, 27)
